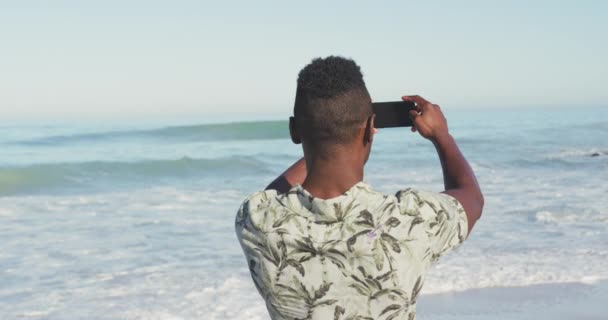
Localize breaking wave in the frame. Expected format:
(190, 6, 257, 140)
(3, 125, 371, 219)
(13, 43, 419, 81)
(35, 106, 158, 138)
(0, 156, 269, 196)
(10, 120, 288, 146)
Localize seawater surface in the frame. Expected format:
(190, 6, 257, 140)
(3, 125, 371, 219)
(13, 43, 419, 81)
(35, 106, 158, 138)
(1, 107, 607, 319)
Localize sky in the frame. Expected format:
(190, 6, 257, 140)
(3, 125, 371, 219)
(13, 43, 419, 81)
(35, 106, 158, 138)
(1, 1, 606, 121)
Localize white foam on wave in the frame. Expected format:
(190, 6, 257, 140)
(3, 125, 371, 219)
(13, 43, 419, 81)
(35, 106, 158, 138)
(106, 273, 269, 320)
(547, 148, 608, 159)
(182, 276, 268, 320)
(533, 209, 608, 225)
(423, 246, 608, 295)
(0, 207, 14, 216)
(0, 186, 244, 215)
(16, 310, 53, 318)
(534, 210, 558, 223)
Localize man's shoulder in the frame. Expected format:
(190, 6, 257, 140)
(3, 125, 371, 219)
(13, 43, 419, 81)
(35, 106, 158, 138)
(244, 188, 280, 203)
(237, 189, 280, 214)
(394, 187, 437, 198)
(394, 187, 459, 205)
(386, 187, 464, 218)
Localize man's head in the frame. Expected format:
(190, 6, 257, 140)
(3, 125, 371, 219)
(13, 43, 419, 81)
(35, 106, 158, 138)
(290, 56, 374, 162)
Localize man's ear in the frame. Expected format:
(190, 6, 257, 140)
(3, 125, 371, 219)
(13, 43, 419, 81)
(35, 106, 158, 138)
(289, 117, 302, 144)
(364, 114, 375, 145)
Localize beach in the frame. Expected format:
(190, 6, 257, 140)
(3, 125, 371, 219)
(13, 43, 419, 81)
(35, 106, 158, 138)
(418, 281, 608, 320)
(1, 107, 607, 319)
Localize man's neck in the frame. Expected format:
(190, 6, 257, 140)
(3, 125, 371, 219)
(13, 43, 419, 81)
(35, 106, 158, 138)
(302, 151, 364, 200)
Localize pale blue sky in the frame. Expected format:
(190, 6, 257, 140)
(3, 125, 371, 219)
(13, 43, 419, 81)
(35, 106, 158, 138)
(1, 1, 606, 121)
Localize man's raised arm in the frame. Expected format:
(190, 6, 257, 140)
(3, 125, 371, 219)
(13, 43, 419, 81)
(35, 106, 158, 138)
(265, 157, 307, 194)
(403, 95, 484, 235)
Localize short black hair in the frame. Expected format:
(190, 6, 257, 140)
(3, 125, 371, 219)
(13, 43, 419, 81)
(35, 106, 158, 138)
(294, 56, 372, 146)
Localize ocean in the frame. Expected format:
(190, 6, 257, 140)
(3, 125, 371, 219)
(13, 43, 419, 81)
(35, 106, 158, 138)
(1, 107, 607, 319)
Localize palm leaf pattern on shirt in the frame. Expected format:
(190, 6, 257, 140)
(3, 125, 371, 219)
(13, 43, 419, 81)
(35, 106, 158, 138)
(346, 209, 405, 273)
(275, 280, 338, 320)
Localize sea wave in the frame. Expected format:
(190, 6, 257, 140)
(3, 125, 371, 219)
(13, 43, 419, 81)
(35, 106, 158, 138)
(0, 156, 269, 196)
(9, 120, 288, 146)
(505, 149, 608, 169)
(574, 121, 608, 132)
(532, 209, 608, 225)
(546, 148, 608, 159)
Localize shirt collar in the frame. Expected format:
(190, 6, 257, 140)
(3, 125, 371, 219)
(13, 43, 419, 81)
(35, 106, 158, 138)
(287, 181, 371, 222)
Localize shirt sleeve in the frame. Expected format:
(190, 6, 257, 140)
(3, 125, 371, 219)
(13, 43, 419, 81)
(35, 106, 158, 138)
(395, 189, 468, 261)
(234, 190, 279, 296)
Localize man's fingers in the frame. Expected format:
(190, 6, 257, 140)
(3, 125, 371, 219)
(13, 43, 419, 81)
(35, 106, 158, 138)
(408, 110, 418, 132)
(402, 95, 430, 107)
(423, 103, 436, 112)
(409, 109, 426, 133)
(409, 110, 421, 124)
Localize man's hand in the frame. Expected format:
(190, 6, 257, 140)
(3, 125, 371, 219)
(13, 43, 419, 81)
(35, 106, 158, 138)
(402, 95, 449, 142)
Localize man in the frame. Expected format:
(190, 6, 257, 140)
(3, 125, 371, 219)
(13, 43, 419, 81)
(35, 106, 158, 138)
(235, 56, 483, 320)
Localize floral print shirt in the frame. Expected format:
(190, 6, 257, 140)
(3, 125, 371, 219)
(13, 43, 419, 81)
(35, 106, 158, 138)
(235, 181, 468, 320)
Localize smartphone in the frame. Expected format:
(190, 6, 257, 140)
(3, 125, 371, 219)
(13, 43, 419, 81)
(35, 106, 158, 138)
(372, 101, 416, 128)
